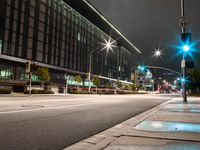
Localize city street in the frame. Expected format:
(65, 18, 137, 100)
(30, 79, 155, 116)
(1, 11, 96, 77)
(0, 94, 178, 150)
(0, 0, 200, 149)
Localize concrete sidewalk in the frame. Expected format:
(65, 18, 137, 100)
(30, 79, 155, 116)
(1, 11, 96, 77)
(64, 97, 200, 150)
(0, 93, 70, 97)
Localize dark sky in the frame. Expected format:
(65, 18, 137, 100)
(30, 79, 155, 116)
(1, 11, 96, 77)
(88, 0, 200, 71)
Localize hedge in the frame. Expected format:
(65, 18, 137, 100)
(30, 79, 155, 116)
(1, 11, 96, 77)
(0, 88, 11, 94)
(24, 89, 54, 94)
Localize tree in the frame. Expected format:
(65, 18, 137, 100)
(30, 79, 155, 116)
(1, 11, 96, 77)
(34, 67, 50, 89)
(117, 81, 122, 89)
(124, 84, 132, 90)
(93, 77, 101, 92)
(74, 75, 82, 92)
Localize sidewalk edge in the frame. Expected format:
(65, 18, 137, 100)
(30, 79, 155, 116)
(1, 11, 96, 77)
(64, 98, 176, 150)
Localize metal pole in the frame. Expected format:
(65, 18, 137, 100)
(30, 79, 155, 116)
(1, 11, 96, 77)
(29, 72, 32, 96)
(181, 0, 187, 103)
(88, 52, 92, 93)
(65, 78, 68, 94)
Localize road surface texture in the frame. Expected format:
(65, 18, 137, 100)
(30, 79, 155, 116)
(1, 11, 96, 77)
(0, 94, 178, 150)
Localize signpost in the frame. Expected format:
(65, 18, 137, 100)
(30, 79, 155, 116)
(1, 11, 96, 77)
(179, 16, 189, 28)
(180, 0, 188, 103)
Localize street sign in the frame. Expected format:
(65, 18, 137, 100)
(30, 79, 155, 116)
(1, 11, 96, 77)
(181, 60, 185, 68)
(179, 16, 189, 27)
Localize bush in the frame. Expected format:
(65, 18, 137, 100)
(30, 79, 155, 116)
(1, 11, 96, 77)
(24, 89, 54, 94)
(69, 90, 90, 94)
(189, 93, 200, 97)
(97, 91, 114, 95)
(0, 88, 11, 94)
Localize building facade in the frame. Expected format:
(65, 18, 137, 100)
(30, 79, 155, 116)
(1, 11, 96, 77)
(0, 0, 136, 92)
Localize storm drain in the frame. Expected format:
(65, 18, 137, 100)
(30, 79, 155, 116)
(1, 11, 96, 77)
(104, 144, 200, 150)
(134, 121, 200, 133)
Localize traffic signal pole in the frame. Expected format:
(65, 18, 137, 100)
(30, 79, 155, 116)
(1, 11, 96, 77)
(181, 0, 187, 103)
(26, 60, 32, 96)
(29, 72, 32, 96)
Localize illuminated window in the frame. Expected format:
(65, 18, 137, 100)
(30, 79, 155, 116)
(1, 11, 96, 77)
(0, 40, 2, 54)
(77, 32, 81, 41)
(0, 69, 13, 79)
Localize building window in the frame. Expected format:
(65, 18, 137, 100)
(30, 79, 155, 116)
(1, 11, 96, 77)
(0, 40, 2, 54)
(0, 69, 13, 79)
(77, 32, 81, 41)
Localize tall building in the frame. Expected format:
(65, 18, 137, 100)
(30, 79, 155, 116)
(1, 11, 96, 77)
(134, 69, 154, 91)
(0, 0, 140, 92)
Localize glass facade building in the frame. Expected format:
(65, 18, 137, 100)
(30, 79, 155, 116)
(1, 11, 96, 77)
(0, 0, 134, 90)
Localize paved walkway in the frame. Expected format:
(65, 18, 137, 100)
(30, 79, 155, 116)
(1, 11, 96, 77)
(0, 93, 69, 97)
(65, 97, 200, 150)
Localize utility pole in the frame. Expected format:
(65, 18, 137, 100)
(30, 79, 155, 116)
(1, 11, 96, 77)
(180, 0, 187, 103)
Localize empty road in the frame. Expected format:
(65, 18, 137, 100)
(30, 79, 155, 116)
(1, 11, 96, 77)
(0, 94, 178, 150)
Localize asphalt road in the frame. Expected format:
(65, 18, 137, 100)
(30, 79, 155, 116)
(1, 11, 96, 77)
(0, 94, 178, 150)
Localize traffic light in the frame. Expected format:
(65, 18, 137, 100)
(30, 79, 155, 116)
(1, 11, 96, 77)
(31, 63, 37, 68)
(181, 33, 191, 52)
(25, 61, 31, 73)
(138, 65, 146, 72)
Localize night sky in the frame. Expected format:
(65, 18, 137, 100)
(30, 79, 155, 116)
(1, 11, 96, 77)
(88, 0, 200, 71)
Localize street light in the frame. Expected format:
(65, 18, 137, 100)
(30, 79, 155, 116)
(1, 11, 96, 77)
(88, 37, 115, 92)
(153, 49, 163, 58)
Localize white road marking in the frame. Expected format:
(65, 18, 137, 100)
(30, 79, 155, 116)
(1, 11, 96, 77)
(0, 103, 96, 115)
(0, 94, 177, 115)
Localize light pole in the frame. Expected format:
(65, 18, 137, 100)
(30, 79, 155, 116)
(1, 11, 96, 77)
(181, 0, 187, 103)
(88, 37, 115, 93)
(64, 71, 69, 94)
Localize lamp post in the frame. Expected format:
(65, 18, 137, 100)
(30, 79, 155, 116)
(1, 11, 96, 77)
(88, 37, 115, 92)
(64, 71, 69, 94)
(180, 0, 187, 103)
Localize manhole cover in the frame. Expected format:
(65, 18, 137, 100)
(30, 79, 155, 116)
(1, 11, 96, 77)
(21, 105, 45, 108)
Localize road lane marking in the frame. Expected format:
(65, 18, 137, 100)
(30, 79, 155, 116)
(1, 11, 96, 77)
(0, 103, 97, 115)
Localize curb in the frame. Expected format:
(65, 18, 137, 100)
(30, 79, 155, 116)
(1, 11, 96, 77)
(64, 98, 176, 150)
